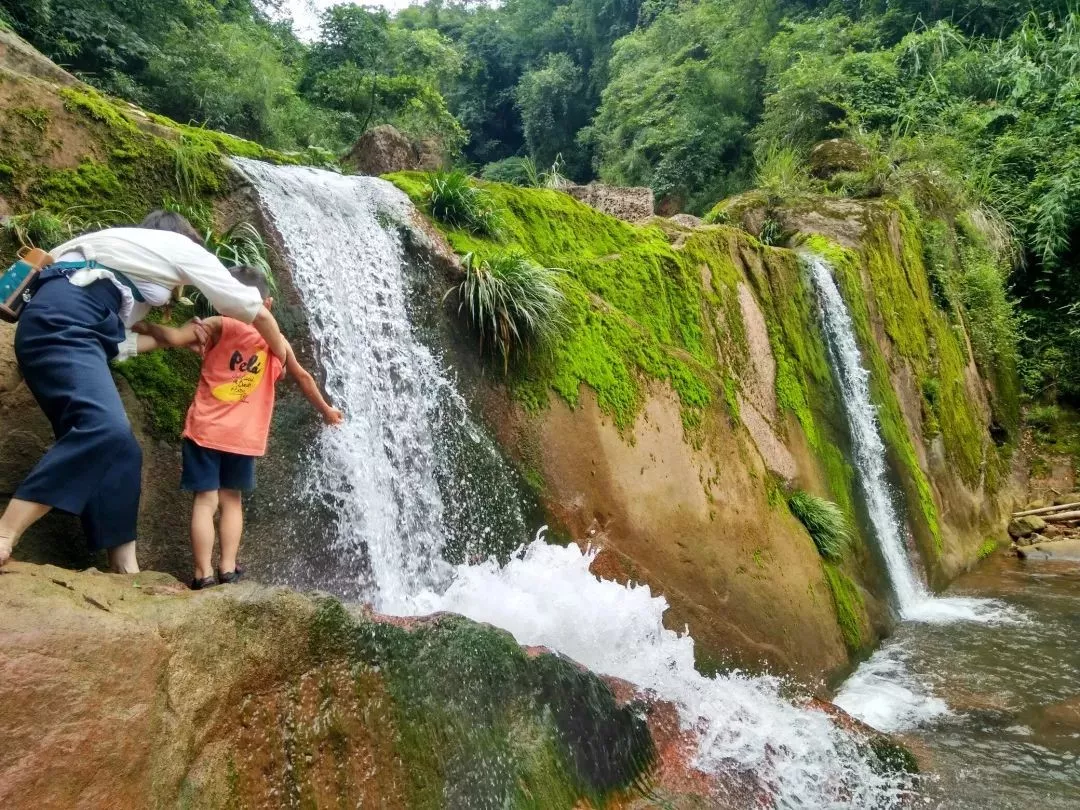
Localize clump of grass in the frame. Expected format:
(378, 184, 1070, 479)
(425, 170, 503, 237)
(446, 251, 566, 373)
(1027, 403, 1061, 434)
(755, 144, 811, 200)
(1, 206, 129, 249)
(788, 490, 852, 561)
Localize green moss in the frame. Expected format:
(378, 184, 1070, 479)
(868, 736, 920, 775)
(390, 173, 733, 433)
(308, 599, 656, 808)
(822, 562, 867, 652)
(115, 349, 201, 439)
(12, 106, 50, 132)
(977, 538, 998, 560)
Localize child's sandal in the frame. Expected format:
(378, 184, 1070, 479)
(218, 565, 244, 585)
(190, 576, 216, 590)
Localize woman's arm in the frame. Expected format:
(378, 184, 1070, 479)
(284, 344, 343, 425)
(132, 317, 223, 352)
(251, 307, 289, 363)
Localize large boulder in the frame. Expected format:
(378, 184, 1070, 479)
(0, 562, 667, 809)
(808, 139, 873, 179)
(1008, 514, 1047, 539)
(341, 125, 445, 176)
(565, 183, 654, 222)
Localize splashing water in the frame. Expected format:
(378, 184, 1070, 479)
(235, 160, 915, 806)
(805, 255, 1011, 625)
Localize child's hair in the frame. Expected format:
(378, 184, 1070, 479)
(230, 264, 271, 299)
(139, 210, 202, 245)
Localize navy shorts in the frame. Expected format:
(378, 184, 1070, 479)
(181, 439, 256, 493)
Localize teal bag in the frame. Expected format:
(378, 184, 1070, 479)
(1, 247, 53, 323)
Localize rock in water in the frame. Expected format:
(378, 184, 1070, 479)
(1008, 515, 1047, 539)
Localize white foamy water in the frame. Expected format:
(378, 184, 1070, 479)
(236, 161, 915, 807)
(834, 642, 950, 733)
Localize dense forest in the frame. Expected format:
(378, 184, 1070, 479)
(2, 0, 1079, 404)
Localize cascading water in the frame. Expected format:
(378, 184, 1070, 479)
(805, 255, 928, 615)
(235, 160, 916, 807)
(805, 255, 1009, 625)
(806, 254, 1021, 737)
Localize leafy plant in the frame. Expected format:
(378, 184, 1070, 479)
(425, 170, 503, 237)
(445, 251, 566, 373)
(1, 207, 129, 249)
(186, 221, 276, 317)
(788, 490, 852, 562)
(759, 217, 784, 246)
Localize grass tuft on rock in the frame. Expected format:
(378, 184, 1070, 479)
(789, 490, 852, 562)
(425, 170, 503, 237)
(447, 251, 567, 373)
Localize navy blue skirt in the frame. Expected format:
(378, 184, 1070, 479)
(13, 272, 142, 550)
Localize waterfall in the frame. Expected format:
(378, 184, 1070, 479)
(807, 253, 1013, 626)
(805, 255, 929, 614)
(234, 160, 914, 807)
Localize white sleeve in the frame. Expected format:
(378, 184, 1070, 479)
(175, 245, 264, 323)
(113, 332, 140, 363)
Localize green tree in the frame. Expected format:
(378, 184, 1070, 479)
(589, 0, 771, 210)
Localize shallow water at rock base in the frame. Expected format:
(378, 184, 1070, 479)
(838, 554, 1080, 808)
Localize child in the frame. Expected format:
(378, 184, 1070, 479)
(134, 265, 342, 589)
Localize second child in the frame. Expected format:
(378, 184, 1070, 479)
(136, 265, 342, 589)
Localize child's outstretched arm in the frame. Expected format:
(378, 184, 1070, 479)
(285, 343, 343, 425)
(132, 317, 222, 354)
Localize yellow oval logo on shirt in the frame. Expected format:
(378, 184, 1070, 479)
(212, 350, 267, 402)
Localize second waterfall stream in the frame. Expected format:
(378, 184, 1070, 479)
(235, 159, 916, 807)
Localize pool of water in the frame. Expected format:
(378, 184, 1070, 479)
(838, 554, 1080, 808)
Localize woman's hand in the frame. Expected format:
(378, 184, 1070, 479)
(322, 407, 344, 426)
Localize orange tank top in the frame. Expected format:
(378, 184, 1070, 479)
(183, 317, 284, 456)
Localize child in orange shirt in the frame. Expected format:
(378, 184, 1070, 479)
(135, 266, 342, 589)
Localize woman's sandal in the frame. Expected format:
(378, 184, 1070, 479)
(190, 576, 216, 590)
(218, 565, 244, 585)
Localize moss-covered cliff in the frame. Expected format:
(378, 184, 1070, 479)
(389, 175, 1017, 678)
(0, 42, 324, 577)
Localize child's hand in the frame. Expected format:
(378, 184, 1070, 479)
(323, 407, 344, 426)
(130, 321, 151, 335)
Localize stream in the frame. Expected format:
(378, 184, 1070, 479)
(838, 553, 1080, 808)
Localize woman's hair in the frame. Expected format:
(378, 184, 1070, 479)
(139, 210, 202, 244)
(229, 264, 271, 299)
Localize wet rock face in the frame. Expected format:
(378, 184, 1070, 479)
(0, 562, 662, 809)
(0, 324, 52, 496)
(564, 182, 655, 221)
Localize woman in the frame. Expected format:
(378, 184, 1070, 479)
(0, 211, 289, 573)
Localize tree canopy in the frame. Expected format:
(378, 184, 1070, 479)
(2, 0, 1079, 401)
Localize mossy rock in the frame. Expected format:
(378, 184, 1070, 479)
(808, 139, 873, 180)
